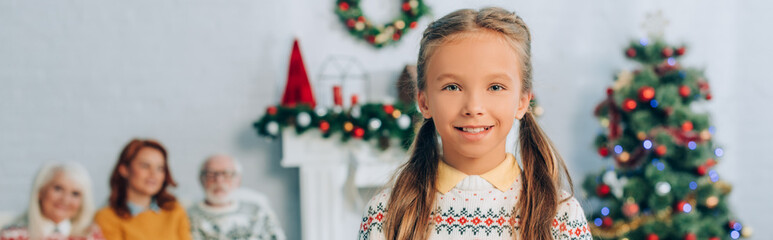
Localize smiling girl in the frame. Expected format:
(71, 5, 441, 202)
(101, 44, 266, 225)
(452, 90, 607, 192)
(358, 7, 591, 240)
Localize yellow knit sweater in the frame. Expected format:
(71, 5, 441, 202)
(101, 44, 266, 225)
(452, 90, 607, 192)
(94, 201, 191, 240)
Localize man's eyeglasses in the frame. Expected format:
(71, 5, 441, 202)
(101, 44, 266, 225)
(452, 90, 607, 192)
(201, 171, 237, 180)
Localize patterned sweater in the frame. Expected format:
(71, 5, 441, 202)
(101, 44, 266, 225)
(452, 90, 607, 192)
(188, 195, 285, 240)
(358, 174, 592, 239)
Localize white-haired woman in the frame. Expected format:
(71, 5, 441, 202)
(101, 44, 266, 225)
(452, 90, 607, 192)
(0, 162, 104, 240)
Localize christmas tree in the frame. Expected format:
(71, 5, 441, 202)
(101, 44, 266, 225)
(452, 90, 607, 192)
(582, 37, 751, 240)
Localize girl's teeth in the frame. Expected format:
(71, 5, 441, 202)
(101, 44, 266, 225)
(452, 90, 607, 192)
(462, 127, 489, 133)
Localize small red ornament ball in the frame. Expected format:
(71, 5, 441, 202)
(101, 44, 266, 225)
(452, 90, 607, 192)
(675, 200, 688, 212)
(346, 19, 356, 28)
(647, 233, 660, 240)
(623, 98, 637, 112)
(401, 2, 411, 11)
(602, 217, 613, 227)
(338, 2, 349, 11)
(596, 184, 611, 197)
(353, 127, 365, 138)
(383, 105, 395, 115)
(319, 121, 330, 132)
(706, 158, 717, 167)
(709, 237, 720, 240)
(409, 21, 418, 29)
(267, 106, 278, 115)
(622, 202, 640, 217)
(706, 93, 713, 100)
(696, 165, 708, 176)
(638, 86, 656, 102)
(682, 121, 694, 132)
(679, 85, 692, 97)
(662, 47, 674, 57)
(606, 87, 614, 96)
(626, 48, 637, 58)
(728, 220, 737, 229)
(684, 233, 697, 240)
(676, 46, 687, 56)
(598, 147, 609, 157)
(655, 145, 667, 156)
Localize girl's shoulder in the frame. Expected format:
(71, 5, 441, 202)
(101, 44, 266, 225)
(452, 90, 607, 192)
(551, 190, 592, 239)
(358, 188, 391, 240)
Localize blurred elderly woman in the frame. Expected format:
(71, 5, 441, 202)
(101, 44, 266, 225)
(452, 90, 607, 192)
(0, 162, 104, 240)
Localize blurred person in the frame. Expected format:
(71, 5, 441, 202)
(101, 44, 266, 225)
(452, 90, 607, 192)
(187, 154, 285, 240)
(94, 139, 191, 240)
(0, 162, 104, 240)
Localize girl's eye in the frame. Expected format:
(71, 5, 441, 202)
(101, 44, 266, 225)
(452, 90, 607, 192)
(442, 84, 460, 91)
(71, 191, 81, 198)
(489, 85, 505, 91)
(53, 185, 63, 192)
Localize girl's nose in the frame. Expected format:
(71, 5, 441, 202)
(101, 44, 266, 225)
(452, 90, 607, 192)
(463, 93, 484, 116)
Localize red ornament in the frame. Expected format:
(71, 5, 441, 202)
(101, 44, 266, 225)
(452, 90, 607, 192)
(684, 233, 697, 240)
(598, 147, 609, 157)
(392, 33, 401, 41)
(676, 46, 687, 56)
(638, 86, 656, 102)
(346, 19, 356, 28)
(706, 158, 717, 167)
(351, 94, 359, 105)
(383, 105, 395, 114)
(622, 99, 637, 112)
(709, 237, 720, 240)
(655, 145, 667, 156)
(366, 35, 376, 43)
(401, 2, 411, 11)
(679, 85, 691, 98)
(606, 87, 614, 96)
(267, 106, 278, 115)
(675, 200, 688, 212)
(696, 165, 707, 176)
(281, 39, 317, 108)
(706, 93, 713, 100)
(602, 217, 613, 227)
(409, 21, 418, 29)
(338, 2, 349, 11)
(353, 127, 365, 138)
(596, 184, 611, 197)
(728, 220, 737, 229)
(622, 202, 640, 217)
(358, 16, 365, 22)
(682, 121, 694, 132)
(626, 48, 637, 58)
(319, 121, 330, 132)
(647, 233, 660, 240)
(662, 47, 674, 57)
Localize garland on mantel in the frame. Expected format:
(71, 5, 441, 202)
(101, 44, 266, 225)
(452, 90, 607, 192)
(253, 102, 421, 150)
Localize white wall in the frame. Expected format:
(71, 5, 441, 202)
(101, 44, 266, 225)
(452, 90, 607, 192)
(1, 0, 770, 239)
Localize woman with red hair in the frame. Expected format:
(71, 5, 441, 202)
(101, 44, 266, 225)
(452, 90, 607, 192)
(94, 139, 191, 240)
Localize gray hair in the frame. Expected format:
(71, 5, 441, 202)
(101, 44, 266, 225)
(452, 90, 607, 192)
(198, 154, 242, 184)
(25, 162, 95, 238)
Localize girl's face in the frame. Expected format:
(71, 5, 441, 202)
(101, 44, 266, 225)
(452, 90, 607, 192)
(419, 31, 531, 160)
(39, 172, 82, 223)
(120, 147, 166, 197)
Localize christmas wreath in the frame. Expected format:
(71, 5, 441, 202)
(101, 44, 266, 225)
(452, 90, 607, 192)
(335, 0, 430, 48)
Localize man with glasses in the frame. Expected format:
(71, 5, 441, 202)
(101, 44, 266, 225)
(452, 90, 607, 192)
(188, 154, 285, 240)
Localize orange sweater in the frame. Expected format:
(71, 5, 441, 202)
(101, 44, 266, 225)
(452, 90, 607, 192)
(94, 202, 191, 240)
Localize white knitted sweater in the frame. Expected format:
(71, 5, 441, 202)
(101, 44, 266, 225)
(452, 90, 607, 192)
(358, 174, 592, 240)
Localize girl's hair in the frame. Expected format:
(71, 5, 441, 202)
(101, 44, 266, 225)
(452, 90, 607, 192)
(24, 162, 96, 239)
(384, 7, 574, 240)
(108, 139, 178, 219)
